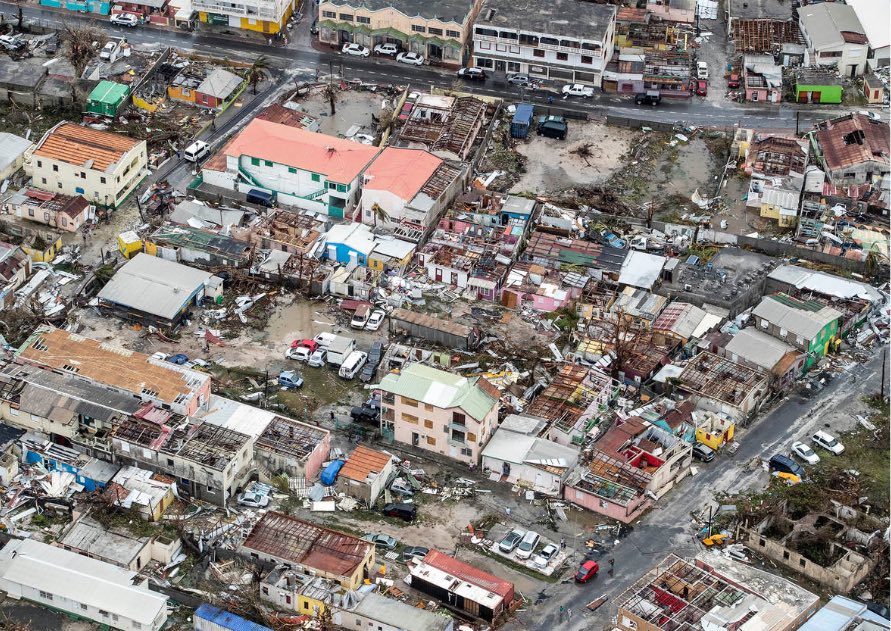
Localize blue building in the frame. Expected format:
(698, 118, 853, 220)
(194, 604, 272, 631)
(22, 435, 119, 492)
(323, 222, 376, 267)
(39, 0, 110, 15)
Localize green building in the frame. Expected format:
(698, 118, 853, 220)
(794, 70, 843, 104)
(86, 81, 131, 117)
(752, 294, 842, 370)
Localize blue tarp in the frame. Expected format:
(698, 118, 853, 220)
(320, 459, 346, 486)
(195, 604, 272, 631)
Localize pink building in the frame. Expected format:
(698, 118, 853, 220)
(377, 363, 500, 465)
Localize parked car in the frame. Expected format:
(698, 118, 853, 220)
(727, 73, 740, 88)
(150, 352, 168, 362)
(309, 18, 318, 35)
(697, 61, 709, 79)
(342, 43, 370, 57)
(402, 545, 429, 561)
(791, 441, 820, 465)
(537, 120, 568, 140)
(374, 42, 399, 56)
(99, 41, 119, 61)
(382, 503, 417, 522)
(532, 543, 559, 569)
(365, 309, 385, 331)
(635, 91, 661, 105)
(396, 52, 424, 66)
(350, 305, 371, 329)
(561, 83, 594, 98)
(768, 453, 805, 479)
(277, 370, 304, 389)
(812, 430, 844, 454)
(307, 348, 327, 367)
(110, 12, 139, 27)
(167, 353, 189, 365)
(0, 34, 25, 51)
(350, 406, 378, 423)
(575, 560, 599, 583)
(360, 340, 384, 383)
(498, 529, 526, 554)
(457, 67, 486, 81)
(286, 346, 312, 361)
(362, 533, 398, 549)
(692, 443, 716, 462)
(695, 79, 708, 96)
(515, 531, 540, 560)
(507, 73, 531, 87)
(236, 491, 269, 508)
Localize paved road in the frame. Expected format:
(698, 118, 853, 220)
(513, 348, 886, 630)
(3, 1, 867, 131)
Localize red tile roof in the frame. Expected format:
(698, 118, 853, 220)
(815, 113, 889, 172)
(33, 122, 141, 173)
(423, 550, 514, 601)
(363, 147, 442, 201)
(339, 445, 392, 482)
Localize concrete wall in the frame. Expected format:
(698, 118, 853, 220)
(564, 483, 651, 523)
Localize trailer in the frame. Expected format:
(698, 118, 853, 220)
(326, 335, 356, 366)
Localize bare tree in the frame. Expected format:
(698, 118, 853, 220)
(324, 82, 336, 115)
(61, 23, 105, 78)
(12, 0, 25, 32)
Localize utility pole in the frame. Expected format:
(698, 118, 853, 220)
(263, 369, 269, 408)
(881, 347, 887, 400)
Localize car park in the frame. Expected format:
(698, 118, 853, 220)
(396, 52, 424, 66)
(382, 503, 417, 522)
(532, 543, 559, 569)
(374, 43, 399, 56)
(561, 83, 594, 98)
(457, 67, 487, 81)
(402, 546, 429, 561)
(362, 533, 398, 549)
(695, 80, 708, 96)
(278, 370, 304, 389)
(307, 348, 327, 367)
(812, 430, 844, 454)
(507, 73, 531, 87)
(791, 441, 820, 465)
(110, 12, 139, 27)
(515, 531, 540, 560)
(236, 491, 269, 508)
(575, 560, 599, 583)
(498, 528, 526, 553)
(635, 91, 661, 105)
(537, 120, 567, 140)
(365, 310, 386, 331)
(692, 443, 715, 462)
(342, 43, 370, 57)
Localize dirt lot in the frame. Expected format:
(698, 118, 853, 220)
(291, 87, 391, 138)
(510, 119, 636, 195)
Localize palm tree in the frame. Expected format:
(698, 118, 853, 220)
(371, 202, 390, 227)
(247, 55, 269, 95)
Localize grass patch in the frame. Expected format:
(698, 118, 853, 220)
(839, 396, 890, 513)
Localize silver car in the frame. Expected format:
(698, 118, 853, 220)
(498, 528, 526, 553)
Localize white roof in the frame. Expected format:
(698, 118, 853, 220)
(768, 264, 883, 303)
(619, 250, 666, 289)
(0, 539, 167, 626)
(97, 253, 213, 320)
(845, 0, 889, 49)
(800, 3, 866, 50)
(0, 132, 32, 172)
(197, 67, 243, 100)
(371, 235, 416, 261)
(725, 328, 799, 371)
(326, 222, 376, 256)
(752, 296, 842, 340)
(481, 428, 579, 468)
(195, 394, 276, 438)
(168, 200, 245, 228)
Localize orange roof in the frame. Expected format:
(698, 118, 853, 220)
(33, 123, 141, 173)
(363, 147, 442, 201)
(339, 445, 392, 482)
(223, 118, 379, 184)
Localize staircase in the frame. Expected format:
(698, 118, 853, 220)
(301, 188, 328, 201)
(237, 163, 263, 188)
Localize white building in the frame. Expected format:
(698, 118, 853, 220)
(192, 0, 293, 35)
(25, 122, 147, 208)
(0, 132, 32, 181)
(799, 3, 869, 78)
(845, 0, 889, 69)
(472, 0, 616, 86)
(0, 538, 168, 631)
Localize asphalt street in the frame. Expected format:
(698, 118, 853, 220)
(2, 1, 863, 132)
(516, 348, 887, 630)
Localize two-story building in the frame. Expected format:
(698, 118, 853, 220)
(799, 2, 868, 78)
(752, 294, 842, 370)
(377, 363, 499, 465)
(318, 0, 482, 67)
(0, 242, 31, 310)
(808, 113, 890, 187)
(471, 0, 616, 86)
(25, 122, 147, 209)
(193, 0, 294, 34)
(202, 119, 379, 219)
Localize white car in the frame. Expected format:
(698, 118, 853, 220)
(696, 61, 709, 79)
(812, 430, 845, 455)
(150, 352, 168, 362)
(374, 43, 399, 56)
(365, 310, 386, 331)
(110, 12, 139, 27)
(236, 491, 269, 508)
(307, 348, 328, 367)
(561, 83, 594, 98)
(99, 41, 119, 61)
(791, 441, 820, 465)
(286, 346, 312, 362)
(342, 43, 370, 57)
(396, 52, 424, 66)
(532, 543, 559, 569)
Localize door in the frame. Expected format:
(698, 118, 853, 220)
(812, 91, 821, 103)
(495, 59, 506, 73)
(412, 432, 419, 446)
(434, 267, 442, 282)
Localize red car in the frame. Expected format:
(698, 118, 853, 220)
(575, 560, 599, 583)
(727, 73, 740, 89)
(290, 339, 319, 352)
(695, 80, 708, 96)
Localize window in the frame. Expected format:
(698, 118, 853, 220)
(251, 157, 260, 166)
(446, 29, 460, 38)
(424, 419, 433, 429)
(53, 164, 58, 172)
(303, 602, 310, 610)
(499, 31, 518, 40)
(412, 24, 425, 33)
(322, 10, 335, 17)
(80, 171, 86, 178)
(799, 558, 806, 567)
(478, 41, 491, 50)
(507, 62, 520, 72)
(288, 167, 297, 174)
(207, 485, 213, 491)
(58, 182, 63, 189)
(166, 458, 174, 466)
(779, 327, 787, 338)
(760, 319, 768, 329)
(357, 15, 370, 24)
(759, 538, 766, 547)
(112, 614, 119, 622)
(452, 412, 466, 426)
(285, 595, 292, 604)
(28, 208, 34, 216)
(401, 397, 419, 407)
(467, 432, 477, 442)
(519, 33, 538, 46)
(336, 183, 348, 192)
(402, 413, 419, 424)
(475, 27, 497, 37)
(581, 55, 592, 64)
(428, 27, 442, 35)
(751, 92, 759, 102)
(100, 176, 106, 184)
(556, 52, 568, 61)
(264, 160, 273, 167)
(783, 550, 790, 560)
(311, 173, 321, 182)
(476, 57, 493, 68)
(426, 436, 436, 446)
(540, 36, 558, 46)
(133, 624, 142, 630)
(41, 178, 46, 185)
(328, 182, 336, 189)
(339, 12, 353, 20)
(496, 44, 506, 52)
(39, 591, 53, 601)
(37, 160, 42, 167)
(533, 49, 545, 58)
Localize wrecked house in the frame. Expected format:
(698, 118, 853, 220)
(674, 351, 769, 420)
(521, 230, 628, 282)
(56, 515, 181, 571)
(502, 263, 588, 312)
(808, 113, 890, 187)
(4, 188, 94, 233)
(168, 65, 244, 110)
(397, 94, 487, 162)
(102, 465, 177, 521)
(145, 223, 252, 269)
(0, 241, 31, 309)
(253, 415, 330, 484)
(721, 327, 805, 389)
(388, 308, 480, 351)
(168, 200, 248, 230)
(742, 54, 783, 103)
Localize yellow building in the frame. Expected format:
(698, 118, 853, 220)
(694, 411, 735, 450)
(318, 0, 482, 67)
(21, 234, 63, 263)
(759, 188, 800, 228)
(195, 0, 294, 33)
(118, 230, 143, 258)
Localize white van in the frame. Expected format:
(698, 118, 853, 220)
(184, 140, 210, 163)
(338, 350, 368, 379)
(515, 531, 540, 560)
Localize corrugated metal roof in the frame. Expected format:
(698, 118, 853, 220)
(725, 328, 800, 371)
(752, 294, 842, 341)
(377, 363, 497, 422)
(197, 67, 243, 100)
(195, 604, 272, 631)
(33, 122, 140, 173)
